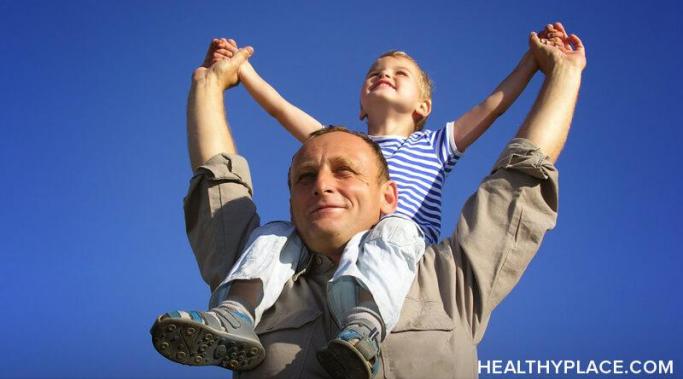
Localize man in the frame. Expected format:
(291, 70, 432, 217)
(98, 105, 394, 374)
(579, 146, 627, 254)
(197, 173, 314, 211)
(159, 24, 585, 378)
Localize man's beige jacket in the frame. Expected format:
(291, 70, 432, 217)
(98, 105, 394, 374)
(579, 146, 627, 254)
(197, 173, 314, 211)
(183, 138, 558, 379)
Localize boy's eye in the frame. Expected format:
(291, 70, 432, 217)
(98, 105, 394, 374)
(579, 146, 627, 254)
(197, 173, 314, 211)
(367, 71, 379, 78)
(396, 70, 408, 76)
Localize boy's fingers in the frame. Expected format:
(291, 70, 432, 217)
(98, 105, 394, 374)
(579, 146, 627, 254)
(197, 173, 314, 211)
(225, 44, 238, 53)
(227, 39, 237, 48)
(217, 48, 234, 56)
(529, 32, 543, 48)
(231, 46, 254, 65)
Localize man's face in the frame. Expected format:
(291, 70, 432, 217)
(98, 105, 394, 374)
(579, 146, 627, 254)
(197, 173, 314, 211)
(360, 55, 429, 122)
(289, 132, 397, 259)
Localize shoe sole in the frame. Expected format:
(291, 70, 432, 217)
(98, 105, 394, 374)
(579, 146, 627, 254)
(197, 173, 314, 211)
(151, 316, 265, 370)
(317, 339, 372, 379)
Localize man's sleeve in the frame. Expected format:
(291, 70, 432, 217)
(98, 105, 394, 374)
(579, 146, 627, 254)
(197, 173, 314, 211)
(449, 138, 559, 343)
(183, 153, 260, 292)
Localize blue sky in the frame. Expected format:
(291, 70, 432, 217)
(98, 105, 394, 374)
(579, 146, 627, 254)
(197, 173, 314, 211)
(1, 1, 681, 378)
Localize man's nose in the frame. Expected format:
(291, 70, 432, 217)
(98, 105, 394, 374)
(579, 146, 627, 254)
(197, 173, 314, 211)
(313, 170, 334, 196)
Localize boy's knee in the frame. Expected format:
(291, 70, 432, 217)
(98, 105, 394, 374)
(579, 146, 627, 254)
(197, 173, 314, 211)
(367, 216, 424, 249)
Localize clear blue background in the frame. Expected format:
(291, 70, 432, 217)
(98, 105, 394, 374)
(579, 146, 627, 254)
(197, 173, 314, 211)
(1, 1, 681, 378)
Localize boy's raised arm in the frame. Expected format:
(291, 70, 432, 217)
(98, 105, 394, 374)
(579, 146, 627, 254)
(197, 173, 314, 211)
(448, 25, 564, 153)
(450, 50, 538, 152)
(239, 61, 324, 142)
(212, 39, 323, 142)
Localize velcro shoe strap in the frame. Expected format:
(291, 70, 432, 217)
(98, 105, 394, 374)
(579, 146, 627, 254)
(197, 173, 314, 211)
(354, 338, 378, 361)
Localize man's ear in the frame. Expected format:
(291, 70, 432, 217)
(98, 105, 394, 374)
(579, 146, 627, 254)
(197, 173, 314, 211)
(380, 180, 399, 215)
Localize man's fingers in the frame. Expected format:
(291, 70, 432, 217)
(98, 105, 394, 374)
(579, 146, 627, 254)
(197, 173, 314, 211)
(569, 34, 585, 52)
(213, 52, 231, 62)
(554, 22, 568, 36)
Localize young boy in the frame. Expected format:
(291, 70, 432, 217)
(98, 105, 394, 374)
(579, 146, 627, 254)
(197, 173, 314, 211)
(152, 24, 567, 378)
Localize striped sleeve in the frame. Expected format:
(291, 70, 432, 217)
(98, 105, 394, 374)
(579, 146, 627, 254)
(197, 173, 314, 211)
(429, 122, 462, 173)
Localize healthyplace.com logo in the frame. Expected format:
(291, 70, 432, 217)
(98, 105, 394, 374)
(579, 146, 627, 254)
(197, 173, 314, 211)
(478, 360, 674, 376)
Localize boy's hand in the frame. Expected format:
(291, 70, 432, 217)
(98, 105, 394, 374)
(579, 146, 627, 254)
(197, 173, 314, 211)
(539, 23, 571, 52)
(194, 38, 253, 90)
(530, 23, 586, 75)
(203, 38, 240, 67)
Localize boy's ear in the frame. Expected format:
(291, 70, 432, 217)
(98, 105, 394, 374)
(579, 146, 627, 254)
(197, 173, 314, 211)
(359, 104, 367, 121)
(415, 98, 432, 119)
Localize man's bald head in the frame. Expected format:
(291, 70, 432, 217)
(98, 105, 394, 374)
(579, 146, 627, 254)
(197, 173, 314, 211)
(287, 127, 398, 260)
(288, 126, 390, 188)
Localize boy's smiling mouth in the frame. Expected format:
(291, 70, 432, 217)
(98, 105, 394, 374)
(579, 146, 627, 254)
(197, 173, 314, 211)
(370, 79, 396, 91)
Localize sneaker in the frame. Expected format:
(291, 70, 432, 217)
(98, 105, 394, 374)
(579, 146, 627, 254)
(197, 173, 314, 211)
(150, 307, 265, 370)
(317, 322, 382, 379)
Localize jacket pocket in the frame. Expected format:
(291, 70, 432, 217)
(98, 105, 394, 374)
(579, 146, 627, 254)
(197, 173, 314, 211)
(255, 308, 322, 335)
(382, 297, 456, 379)
(250, 308, 323, 379)
(391, 297, 454, 332)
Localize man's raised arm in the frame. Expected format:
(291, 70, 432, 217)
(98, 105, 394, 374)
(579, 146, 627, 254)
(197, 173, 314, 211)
(183, 40, 260, 291)
(517, 23, 586, 162)
(450, 25, 586, 342)
(187, 40, 254, 170)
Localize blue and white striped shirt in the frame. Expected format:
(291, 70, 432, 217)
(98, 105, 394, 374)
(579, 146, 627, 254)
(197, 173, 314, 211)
(370, 123, 461, 244)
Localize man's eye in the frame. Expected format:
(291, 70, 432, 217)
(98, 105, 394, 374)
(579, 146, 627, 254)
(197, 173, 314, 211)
(336, 167, 355, 176)
(297, 173, 315, 183)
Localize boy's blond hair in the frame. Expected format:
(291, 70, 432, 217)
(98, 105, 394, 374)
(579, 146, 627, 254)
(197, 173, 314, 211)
(374, 50, 433, 130)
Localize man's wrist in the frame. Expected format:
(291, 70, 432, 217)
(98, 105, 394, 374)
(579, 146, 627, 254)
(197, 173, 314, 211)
(548, 64, 583, 81)
(192, 69, 228, 93)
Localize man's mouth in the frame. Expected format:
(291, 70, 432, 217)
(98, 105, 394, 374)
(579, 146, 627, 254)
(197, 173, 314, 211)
(310, 204, 345, 215)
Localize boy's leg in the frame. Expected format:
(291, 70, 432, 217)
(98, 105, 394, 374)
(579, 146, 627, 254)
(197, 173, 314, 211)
(210, 221, 307, 323)
(320, 216, 425, 379)
(151, 221, 305, 371)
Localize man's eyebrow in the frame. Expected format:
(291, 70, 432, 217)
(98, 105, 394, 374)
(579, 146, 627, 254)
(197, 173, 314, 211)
(329, 156, 360, 171)
(291, 161, 317, 173)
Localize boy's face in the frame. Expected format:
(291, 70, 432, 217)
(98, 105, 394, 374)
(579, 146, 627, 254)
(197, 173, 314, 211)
(360, 56, 430, 125)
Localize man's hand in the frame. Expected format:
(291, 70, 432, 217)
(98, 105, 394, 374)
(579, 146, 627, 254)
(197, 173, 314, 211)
(530, 23, 586, 75)
(194, 38, 253, 90)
